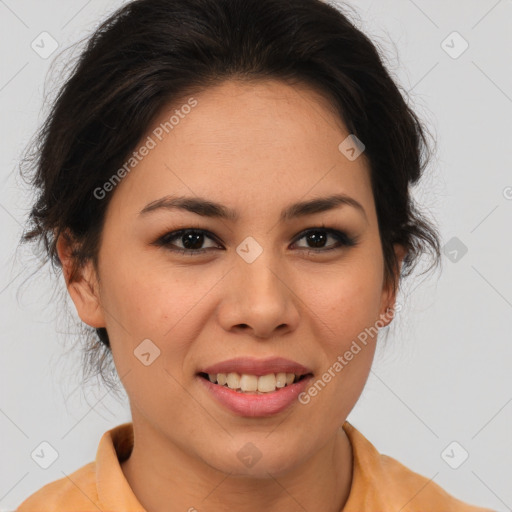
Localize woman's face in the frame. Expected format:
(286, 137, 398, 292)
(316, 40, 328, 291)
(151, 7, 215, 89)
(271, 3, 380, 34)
(63, 79, 402, 476)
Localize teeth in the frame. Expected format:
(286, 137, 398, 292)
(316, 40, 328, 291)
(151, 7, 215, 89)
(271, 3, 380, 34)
(226, 372, 240, 390)
(275, 372, 287, 388)
(258, 373, 276, 392)
(240, 374, 258, 392)
(206, 372, 302, 393)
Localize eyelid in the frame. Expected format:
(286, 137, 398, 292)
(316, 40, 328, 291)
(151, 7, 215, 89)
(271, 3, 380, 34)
(291, 226, 357, 248)
(153, 225, 359, 254)
(154, 228, 222, 249)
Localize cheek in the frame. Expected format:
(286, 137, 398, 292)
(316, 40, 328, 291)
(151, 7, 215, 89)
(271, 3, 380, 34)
(100, 264, 208, 417)
(100, 254, 226, 375)
(301, 254, 384, 345)
(297, 267, 383, 426)
(100, 245, 200, 331)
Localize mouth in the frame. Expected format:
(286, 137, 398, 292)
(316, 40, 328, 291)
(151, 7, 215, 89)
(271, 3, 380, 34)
(197, 371, 313, 394)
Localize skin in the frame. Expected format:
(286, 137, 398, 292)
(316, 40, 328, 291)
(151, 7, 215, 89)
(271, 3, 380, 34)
(57, 79, 405, 512)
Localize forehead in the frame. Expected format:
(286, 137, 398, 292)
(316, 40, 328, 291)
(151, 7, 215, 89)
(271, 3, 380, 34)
(107, 79, 374, 222)
(160, 78, 348, 148)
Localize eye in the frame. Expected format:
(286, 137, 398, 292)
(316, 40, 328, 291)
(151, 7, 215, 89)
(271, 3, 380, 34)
(153, 229, 221, 255)
(292, 227, 358, 253)
(153, 226, 359, 256)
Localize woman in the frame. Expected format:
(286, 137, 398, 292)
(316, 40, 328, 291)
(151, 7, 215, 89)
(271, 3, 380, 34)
(16, 0, 495, 510)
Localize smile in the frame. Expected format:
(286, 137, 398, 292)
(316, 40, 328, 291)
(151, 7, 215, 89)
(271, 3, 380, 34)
(197, 372, 314, 417)
(198, 371, 310, 393)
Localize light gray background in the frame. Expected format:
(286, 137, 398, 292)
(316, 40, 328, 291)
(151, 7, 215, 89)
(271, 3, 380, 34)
(1, 0, 511, 510)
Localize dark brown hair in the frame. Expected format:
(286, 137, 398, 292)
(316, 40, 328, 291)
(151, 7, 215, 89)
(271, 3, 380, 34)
(20, 0, 441, 387)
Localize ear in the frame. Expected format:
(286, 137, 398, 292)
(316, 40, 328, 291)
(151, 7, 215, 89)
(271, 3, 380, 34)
(56, 231, 106, 329)
(378, 243, 406, 326)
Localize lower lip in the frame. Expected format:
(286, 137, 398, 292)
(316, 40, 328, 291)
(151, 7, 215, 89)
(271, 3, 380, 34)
(197, 374, 313, 417)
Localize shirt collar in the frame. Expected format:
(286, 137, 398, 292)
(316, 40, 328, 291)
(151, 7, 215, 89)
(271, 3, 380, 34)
(96, 421, 146, 511)
(95, 420, 384, 511)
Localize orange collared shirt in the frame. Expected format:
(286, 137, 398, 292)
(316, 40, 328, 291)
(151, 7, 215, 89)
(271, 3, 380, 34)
(16, 421, 495, 511)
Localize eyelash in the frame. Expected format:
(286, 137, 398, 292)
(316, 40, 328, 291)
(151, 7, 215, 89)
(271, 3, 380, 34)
(153, 225, 359, 256)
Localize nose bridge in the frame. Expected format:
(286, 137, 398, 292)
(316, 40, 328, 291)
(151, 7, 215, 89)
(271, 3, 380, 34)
(235, 235, 286, 299)
(221, 234, 298, 336)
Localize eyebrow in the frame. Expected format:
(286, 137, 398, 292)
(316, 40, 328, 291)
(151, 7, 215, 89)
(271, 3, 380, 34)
(139, 193, 367, 223)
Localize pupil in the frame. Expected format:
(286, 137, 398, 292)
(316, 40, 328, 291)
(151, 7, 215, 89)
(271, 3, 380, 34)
(183, 231, 204, 250)
(180, 230, 328, 250)
(307, 231, 326, 248)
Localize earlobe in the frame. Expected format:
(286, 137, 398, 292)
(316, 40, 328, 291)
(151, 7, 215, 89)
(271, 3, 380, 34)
(56, 231, 106, 329)
(379, 243, 407, 327)
(394, 243, 407, 282)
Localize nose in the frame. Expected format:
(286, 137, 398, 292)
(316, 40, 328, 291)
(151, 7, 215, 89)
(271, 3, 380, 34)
(216, 250, 300, 339)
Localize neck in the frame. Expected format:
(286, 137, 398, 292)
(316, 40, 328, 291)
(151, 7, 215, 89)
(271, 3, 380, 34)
(121, 413, 353, 512)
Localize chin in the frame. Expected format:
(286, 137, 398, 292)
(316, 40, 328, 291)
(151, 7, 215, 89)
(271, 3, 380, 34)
(202, 438, 305, 478)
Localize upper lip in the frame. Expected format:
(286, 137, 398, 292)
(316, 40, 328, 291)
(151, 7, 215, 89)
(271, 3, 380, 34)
(199, 357, 313, 377)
